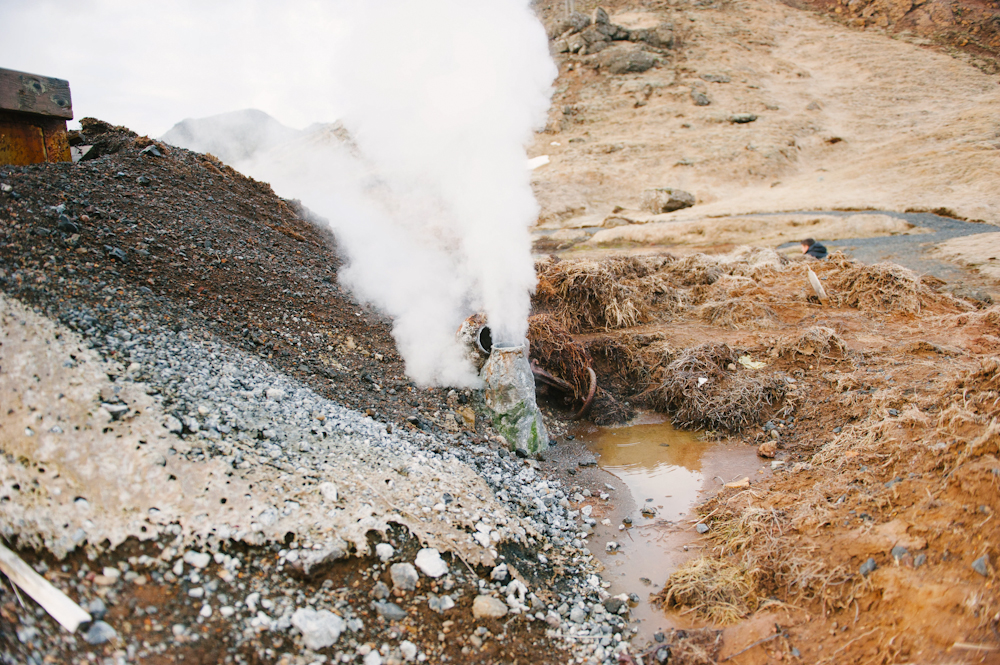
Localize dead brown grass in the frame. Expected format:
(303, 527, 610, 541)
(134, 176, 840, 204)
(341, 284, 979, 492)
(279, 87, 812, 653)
(526, 314, 593, 401)
(775, 326, 849, 359)
(698, 298, 778, 329)
(657, 556, 759, 624)
(533, 258, 653, 332)
(652, 343, 786, 432)
(827, 258, 925, 316)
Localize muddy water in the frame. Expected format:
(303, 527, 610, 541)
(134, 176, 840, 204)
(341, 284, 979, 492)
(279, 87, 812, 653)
(570, 414, 766, 641)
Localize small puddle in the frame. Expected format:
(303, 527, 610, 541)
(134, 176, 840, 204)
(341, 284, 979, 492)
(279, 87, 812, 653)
(570, 413, 766, 641)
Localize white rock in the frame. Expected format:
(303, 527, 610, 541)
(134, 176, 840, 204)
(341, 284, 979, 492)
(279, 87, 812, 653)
(199, 604, 212, 618)
(318, 482, 338, 502)
(265, 387, 286, 401)
(375, 543, 395, 562)
(490, 563, 509, 581)
(291, 608, 345, 650)
(400, 640, 418, 661)
(472, 595, 509, 619)
(184, 551, 212, 569)
(581, 505, 593, 517)
(414, 548, 448, 578)
(363, 652, 383, 665)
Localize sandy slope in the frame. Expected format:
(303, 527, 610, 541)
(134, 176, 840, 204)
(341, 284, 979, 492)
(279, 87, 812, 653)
(530, 0, 1000, 230)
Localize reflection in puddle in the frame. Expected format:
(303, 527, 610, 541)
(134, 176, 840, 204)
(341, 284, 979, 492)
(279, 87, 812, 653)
(571, 414, 765, 641)
(579, 417, 706, 524)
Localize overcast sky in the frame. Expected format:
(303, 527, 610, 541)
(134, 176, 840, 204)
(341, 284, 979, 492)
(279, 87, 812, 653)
(0, 1, 349, 137)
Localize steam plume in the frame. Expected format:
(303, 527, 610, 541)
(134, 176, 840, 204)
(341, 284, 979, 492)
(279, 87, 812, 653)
(242, 0, 557, 386)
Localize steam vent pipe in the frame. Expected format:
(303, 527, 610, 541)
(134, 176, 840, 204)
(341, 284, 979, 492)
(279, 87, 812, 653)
(458, 315, 548, 455)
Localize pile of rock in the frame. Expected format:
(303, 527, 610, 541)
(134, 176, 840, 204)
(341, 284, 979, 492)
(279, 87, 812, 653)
(551, 8, 673, 74)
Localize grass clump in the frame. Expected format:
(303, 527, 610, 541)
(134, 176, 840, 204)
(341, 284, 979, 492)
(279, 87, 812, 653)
(656, 556, 759, 624)
(652, 343, 785, 432)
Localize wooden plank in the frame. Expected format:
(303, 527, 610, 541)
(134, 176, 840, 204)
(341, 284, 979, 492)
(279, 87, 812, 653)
(0, 542, 91, 632)
(0, 67, 73, 119)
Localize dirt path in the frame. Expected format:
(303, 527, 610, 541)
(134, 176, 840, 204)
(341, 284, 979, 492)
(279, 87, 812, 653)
(531, 0, 1000, 228)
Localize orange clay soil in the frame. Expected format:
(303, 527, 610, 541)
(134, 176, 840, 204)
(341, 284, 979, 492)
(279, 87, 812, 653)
(531, 249, 1000, 663)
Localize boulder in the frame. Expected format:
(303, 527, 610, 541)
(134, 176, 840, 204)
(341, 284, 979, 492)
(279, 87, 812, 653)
(552, 11, 591, 37)
(641, 188, 696, 214)
(597, 45, 658, 75)
(629, 24, 675, 49)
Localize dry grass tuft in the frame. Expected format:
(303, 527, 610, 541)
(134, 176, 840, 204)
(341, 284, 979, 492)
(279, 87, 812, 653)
(665, 628, 725, 665)
(590, 391, 636, 426)
(653, 343, 786, 432)
(533, 258, 652, 332)
(661, 254, 724, 286)
(720, 246, 790, 279)
(943, 356, 1000, 420)
(828, 261, 925, 315)
(656, 556, 759, 624)
(661, 496, 861, 623)
(698, 298, 778, 329)
(526, 314, 593, 401)
(776, 326, 849, 359)
(940, 305, 1000, 328)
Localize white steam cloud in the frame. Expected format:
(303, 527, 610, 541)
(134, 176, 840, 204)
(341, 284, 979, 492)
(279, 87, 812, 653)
(241, 1, 557, 386)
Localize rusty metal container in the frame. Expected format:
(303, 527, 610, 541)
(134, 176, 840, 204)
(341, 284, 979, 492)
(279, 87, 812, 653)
(0, 67, 73, 166)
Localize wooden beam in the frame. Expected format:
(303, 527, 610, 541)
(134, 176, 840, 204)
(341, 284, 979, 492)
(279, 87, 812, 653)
(0, 67, 73, 119)
(0, 542, 91, 632)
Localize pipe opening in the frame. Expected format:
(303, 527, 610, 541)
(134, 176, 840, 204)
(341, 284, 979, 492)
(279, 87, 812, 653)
(476, 326, 493, 355)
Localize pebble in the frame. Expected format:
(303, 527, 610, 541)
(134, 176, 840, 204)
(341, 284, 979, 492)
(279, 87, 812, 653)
(86, 598, 107, 620)
(291, 608, 345, 649)
(972, 554, 990, 576)
(400, 640, 418, 661)
(375, 543, 395, 562)
(183, 551, 212, 569)
(860, 557, 877, 576)
(428, 594, 455, 613)
(83, 621, 117, 645)
(374, 601, 408, 621)
(472, 595, 508, 619)
(389, 563, 418, 591)
(890, 545, 908, 561)
(695, 523, 709, 534)
(414, 548, 448, 578)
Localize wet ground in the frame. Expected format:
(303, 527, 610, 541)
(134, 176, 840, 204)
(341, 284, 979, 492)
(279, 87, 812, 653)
(559, 415, 767, 643)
